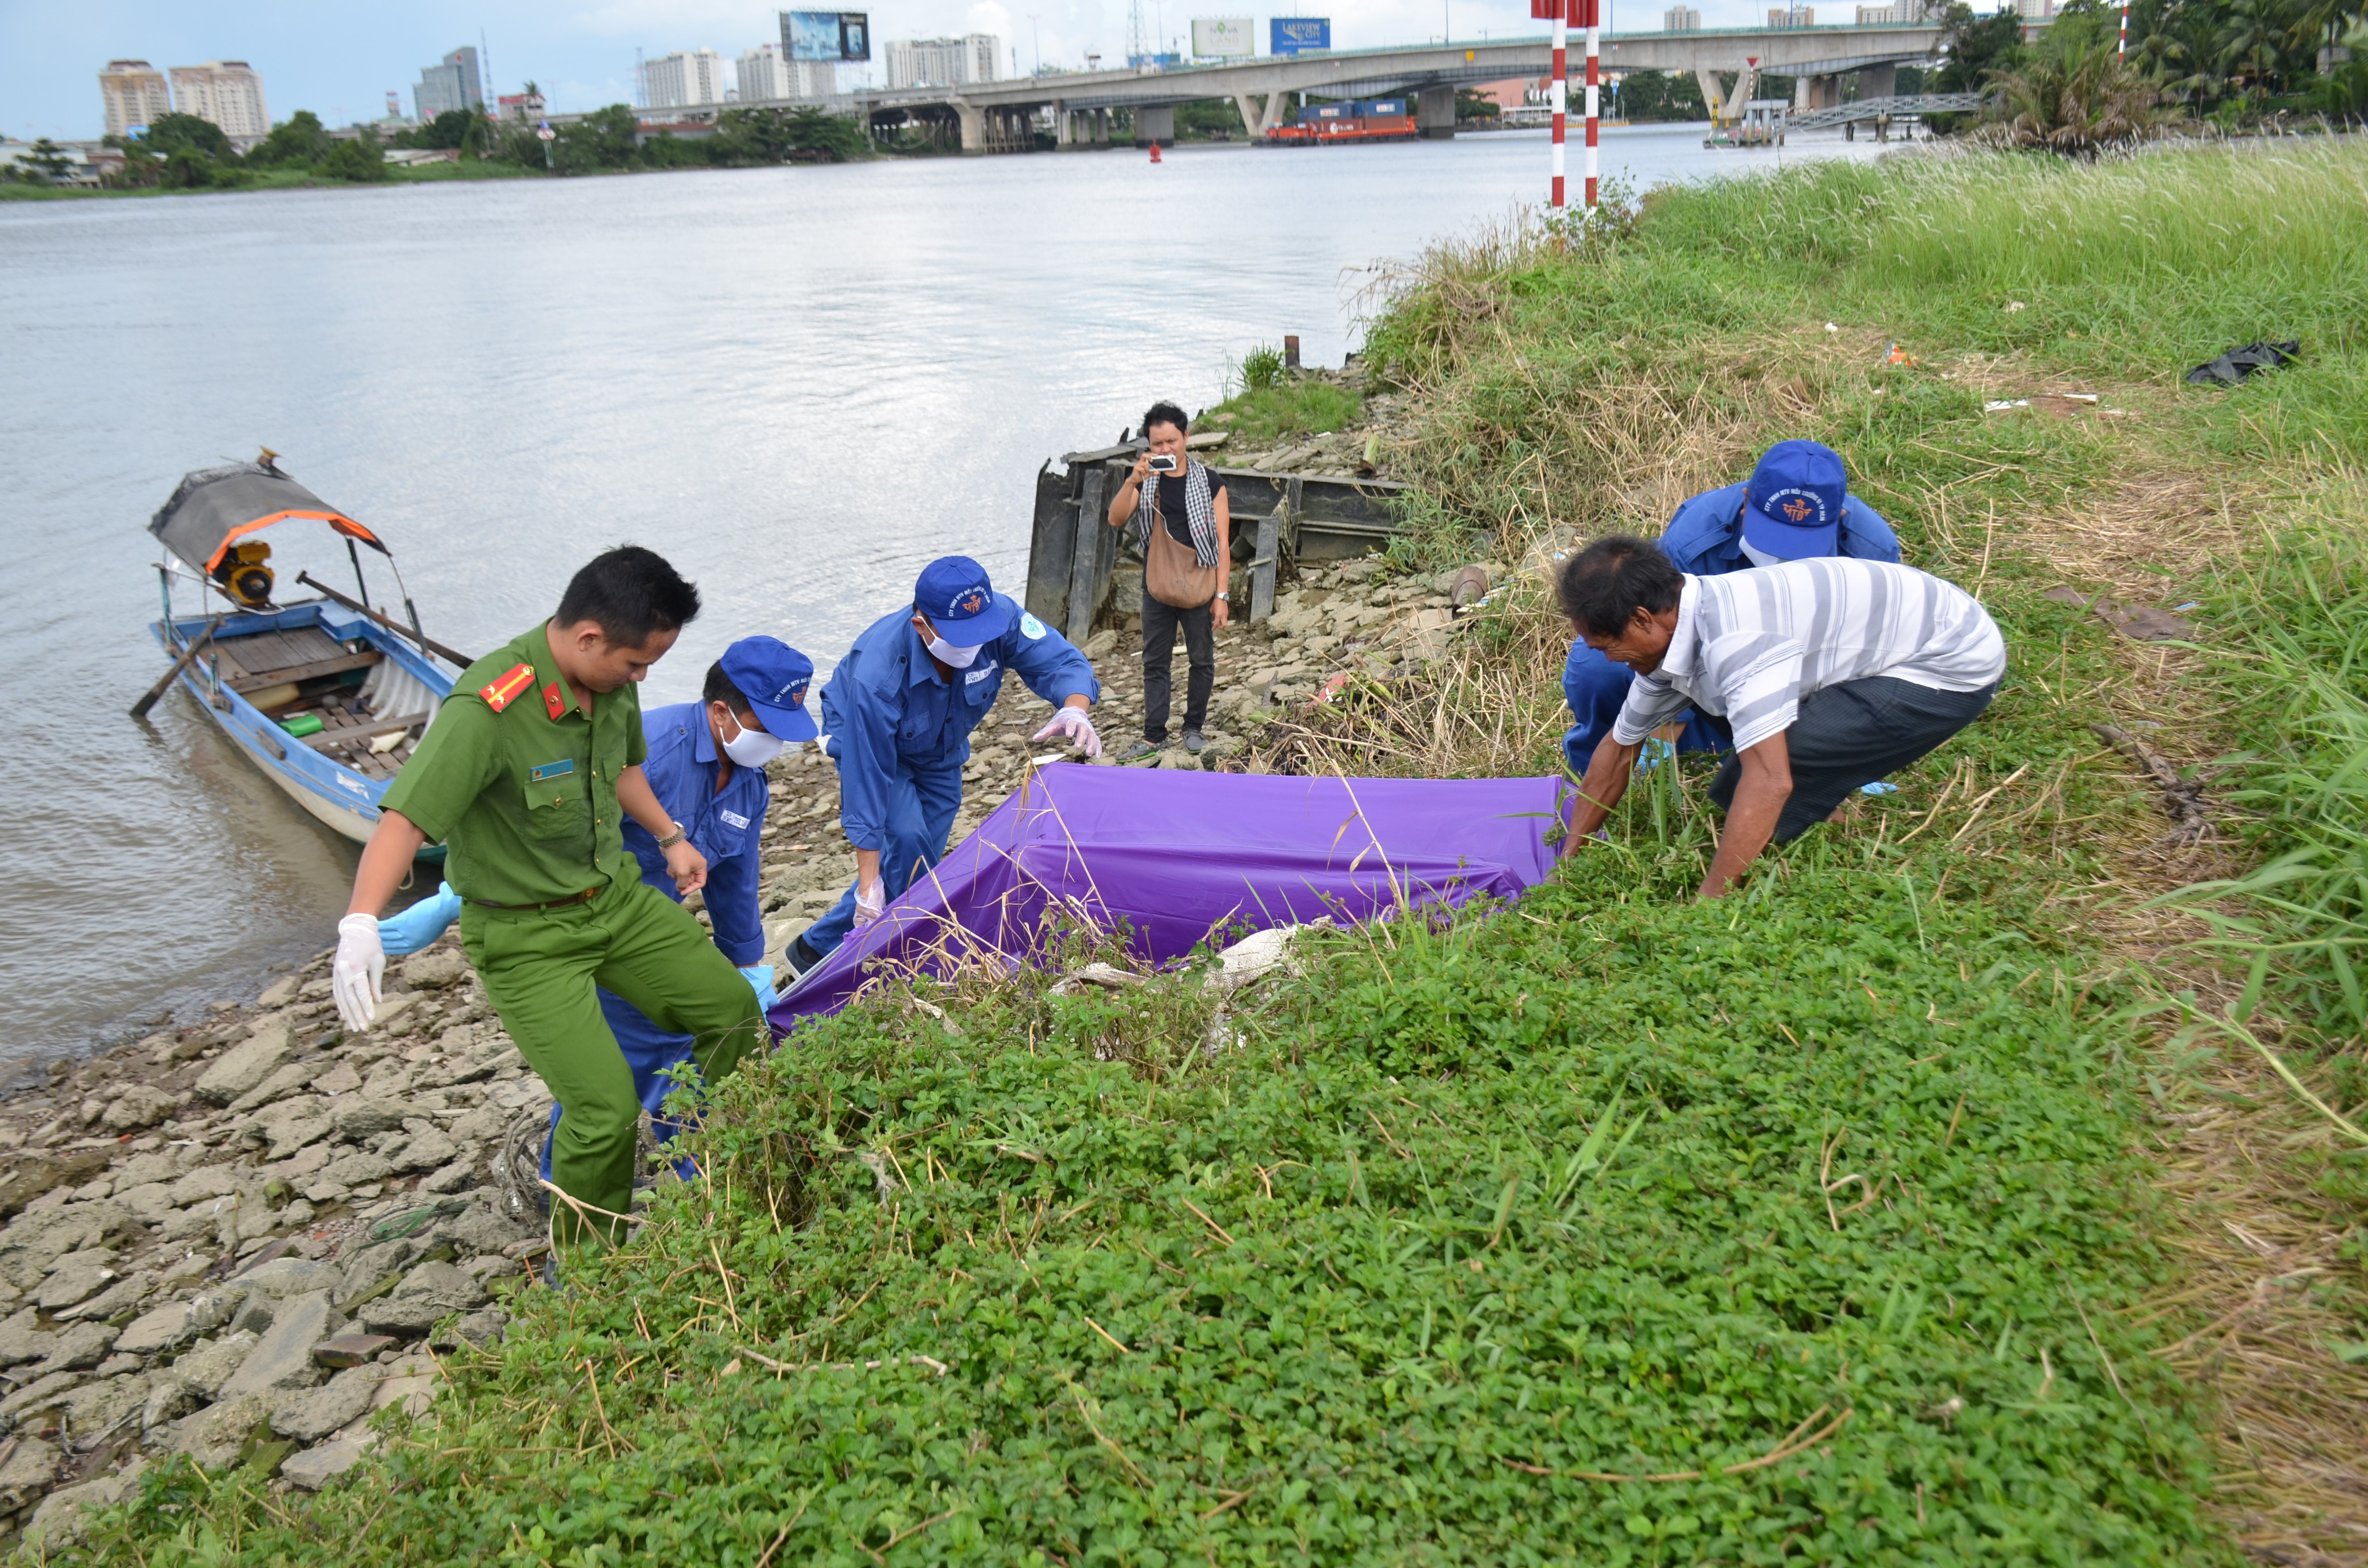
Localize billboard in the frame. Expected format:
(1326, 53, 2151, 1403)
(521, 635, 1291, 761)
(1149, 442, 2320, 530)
(782, 11, 872, 62)
(1191, 16, 1257, 56)
(1270, 16, 1332, 53)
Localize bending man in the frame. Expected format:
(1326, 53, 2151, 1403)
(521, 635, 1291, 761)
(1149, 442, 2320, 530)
(1562, 440, 1900, 774)
(1560, 537, 2005, 897)
(330, 547, 770, 1252)
(788, 555, 1100, 974)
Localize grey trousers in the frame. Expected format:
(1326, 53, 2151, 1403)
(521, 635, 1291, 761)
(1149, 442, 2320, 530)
(1705, 676, 1999, 842)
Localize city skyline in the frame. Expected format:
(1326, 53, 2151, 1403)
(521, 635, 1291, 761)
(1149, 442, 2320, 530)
(11, 0, 1778, 141)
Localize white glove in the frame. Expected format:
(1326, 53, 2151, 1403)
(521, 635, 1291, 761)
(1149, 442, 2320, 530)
(853, 878, 886, 929)
(1031, 706, 1102, 759)
(332, 913, 385, 1032)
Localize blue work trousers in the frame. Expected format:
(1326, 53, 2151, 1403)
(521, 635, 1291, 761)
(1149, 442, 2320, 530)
(540, 987, 700, 1183)
(803, 754, 966, 958)
(1561, 642, 1729, 777)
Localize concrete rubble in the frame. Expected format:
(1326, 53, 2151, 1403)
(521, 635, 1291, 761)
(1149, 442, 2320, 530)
(0, 547, 1499, 1548)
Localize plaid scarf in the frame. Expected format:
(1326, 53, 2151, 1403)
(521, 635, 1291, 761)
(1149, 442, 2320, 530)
(1142, 459, 1219, 569)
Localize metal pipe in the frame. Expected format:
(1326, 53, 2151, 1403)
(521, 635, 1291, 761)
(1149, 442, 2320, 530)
(296, 571, 475, 667)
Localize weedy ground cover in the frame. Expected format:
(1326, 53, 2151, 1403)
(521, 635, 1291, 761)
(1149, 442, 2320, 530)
(61, 142, 2368, 1565)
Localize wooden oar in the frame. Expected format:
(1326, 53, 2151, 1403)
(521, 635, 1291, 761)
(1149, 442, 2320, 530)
(130, 617, 222, 720)
(295, 572, 474, 668)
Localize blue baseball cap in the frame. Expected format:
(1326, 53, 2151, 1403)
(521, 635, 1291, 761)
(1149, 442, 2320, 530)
(1740, 440, 1850, 560)
(913, 555, 1011, 645)
(717, 636, 819, 742)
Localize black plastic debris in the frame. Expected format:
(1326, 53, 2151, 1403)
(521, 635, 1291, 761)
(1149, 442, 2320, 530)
(2185, 340, 2300, 386)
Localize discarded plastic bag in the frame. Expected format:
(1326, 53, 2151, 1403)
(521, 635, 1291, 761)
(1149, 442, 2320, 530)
(2185, 340, 2298, 386)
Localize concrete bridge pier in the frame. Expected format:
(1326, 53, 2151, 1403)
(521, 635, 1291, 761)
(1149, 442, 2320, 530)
(955, 100, 986, 153)
(1855, 62, 1896, 98)
(1093, 108, 1110, 145)
(1417, 85, 1457, 138)
(1135, 104, 1175, 147)
(1232, 92, 1291, 143)
(1794, 74, 1842, 110)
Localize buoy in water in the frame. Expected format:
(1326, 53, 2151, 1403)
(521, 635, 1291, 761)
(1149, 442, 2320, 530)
(1148, 143, 1162, 163)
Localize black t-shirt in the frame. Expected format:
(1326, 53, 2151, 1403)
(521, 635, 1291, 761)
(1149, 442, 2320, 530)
(1150, 463, 1225, 546)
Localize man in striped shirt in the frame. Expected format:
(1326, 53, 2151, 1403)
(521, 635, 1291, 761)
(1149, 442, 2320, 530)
(1559, 537, 2006, 897)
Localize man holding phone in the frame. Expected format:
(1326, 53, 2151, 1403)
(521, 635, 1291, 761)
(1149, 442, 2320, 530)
(1107, 400, 1230, 761)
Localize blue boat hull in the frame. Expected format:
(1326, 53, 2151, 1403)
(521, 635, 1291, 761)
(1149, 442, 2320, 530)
(149, 601, 455, 856)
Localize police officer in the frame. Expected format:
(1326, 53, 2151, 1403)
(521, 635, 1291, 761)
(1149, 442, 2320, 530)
(330, 547, 769, 1253)
(1561, 440, 1901, 776)
(787, 556, 1100, 974)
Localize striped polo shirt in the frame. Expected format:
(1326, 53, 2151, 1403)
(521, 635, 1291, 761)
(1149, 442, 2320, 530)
(1611, 559, 2006, 754)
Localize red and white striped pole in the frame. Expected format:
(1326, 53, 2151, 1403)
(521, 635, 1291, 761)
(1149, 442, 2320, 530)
(1547, 0, 1567, 207)
(2117, 0, 2127, 58)
(1582, 0, 1600, 208)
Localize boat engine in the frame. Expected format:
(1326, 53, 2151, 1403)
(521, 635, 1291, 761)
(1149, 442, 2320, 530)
(212, 541, 275, 608)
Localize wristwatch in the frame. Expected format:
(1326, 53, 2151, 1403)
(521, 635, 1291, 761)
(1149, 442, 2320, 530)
(1215, 591, 1229, 601)
(655, 823, 686, 849)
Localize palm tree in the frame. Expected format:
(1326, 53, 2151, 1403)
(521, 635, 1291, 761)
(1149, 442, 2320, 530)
(1990, 39, 2169, 150)
(2216, 0, 2297, 90)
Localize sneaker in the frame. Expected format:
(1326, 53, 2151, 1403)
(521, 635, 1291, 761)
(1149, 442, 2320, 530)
(1182, 729, 1206, 754)
(1120, 739, 1160, 763)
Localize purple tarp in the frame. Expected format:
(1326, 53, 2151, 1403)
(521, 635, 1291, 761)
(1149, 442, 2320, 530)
(767, 764, 1567, 1031)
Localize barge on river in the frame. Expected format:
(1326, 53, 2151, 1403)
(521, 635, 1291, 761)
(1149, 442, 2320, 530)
(142, 454, 460, 854)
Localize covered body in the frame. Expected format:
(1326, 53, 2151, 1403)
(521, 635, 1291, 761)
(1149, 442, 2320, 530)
(771, 765, 1565, 1029)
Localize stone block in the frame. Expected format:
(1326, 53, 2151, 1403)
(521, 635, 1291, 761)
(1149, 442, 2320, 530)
(194, 1019, 299, 1105)
(32, 1320, 120, 1374)
(116, 1299, 197, 1357)
(140, 1374, 199, 1432)
(281, 1429, 378, 1490)
(269, 1364, 376, 1443)
(232, 1256, 342, 1298)
(0, 1370, 85, 1423)
(166, 1165, 242, 1208)
(218, 1289, 340, 1399)
(321, 1152, 395, 1189)
(228, 1058, 327, 1116)
(395, 1259, 487, 1308)
(56, 1270, 150, 1323)
(167, 1330, 259, 1396)
(313, 1333, 396, 1368)
(114, 1181, 175, 1224)
(164, 1390, 268, 1470)
(58, 1372, 148, 1435)
(0, 1434, 60, 1512)
(0, 1305, 57, 1367)
(388, 1127, 459, 1175)
(399, 948, 470, 990)
(103, 1086, 181, 1132)
(34, 1259, 115, 1311)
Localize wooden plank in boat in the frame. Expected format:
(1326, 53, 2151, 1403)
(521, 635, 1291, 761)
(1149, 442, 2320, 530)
(226, 649, 382, 694)
(212, 626, 347, 683)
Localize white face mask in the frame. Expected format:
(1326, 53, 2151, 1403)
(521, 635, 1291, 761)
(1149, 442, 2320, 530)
(718, 710, 785, 768)
(1739, 539, 1787, 569)
(915, 617, 984, 668)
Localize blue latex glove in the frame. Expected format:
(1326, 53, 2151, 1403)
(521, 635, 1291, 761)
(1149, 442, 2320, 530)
(1860, 781, 1901, 796)
(739, 964, 777, 1014)
(1634, 736, 1676, 777)
(379, 882, 462, 956)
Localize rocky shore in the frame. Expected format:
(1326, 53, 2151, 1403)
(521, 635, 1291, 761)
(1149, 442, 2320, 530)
(0, 537, 1503, 1552)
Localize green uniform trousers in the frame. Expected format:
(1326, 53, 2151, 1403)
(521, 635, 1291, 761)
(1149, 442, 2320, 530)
(459, 876, 765, 1247)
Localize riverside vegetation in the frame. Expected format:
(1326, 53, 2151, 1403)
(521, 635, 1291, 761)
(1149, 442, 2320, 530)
(24, 140, 2368, 1563)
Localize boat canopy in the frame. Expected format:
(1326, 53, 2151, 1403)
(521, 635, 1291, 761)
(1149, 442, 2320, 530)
(148, 458, 388, 574)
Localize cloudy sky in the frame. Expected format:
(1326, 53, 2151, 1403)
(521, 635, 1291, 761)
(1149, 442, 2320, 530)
(3, 0, 1753, 141)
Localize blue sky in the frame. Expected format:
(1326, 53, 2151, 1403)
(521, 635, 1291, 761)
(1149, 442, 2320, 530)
(5, 0, 1737, 141)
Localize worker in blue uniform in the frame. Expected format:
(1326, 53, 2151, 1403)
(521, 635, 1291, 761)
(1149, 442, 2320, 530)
(787, 556, 1101, 975)
(375, 635, 818, 1183)
(1561, 440, 1901, 777)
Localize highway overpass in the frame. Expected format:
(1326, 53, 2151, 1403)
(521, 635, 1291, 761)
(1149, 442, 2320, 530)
(597, 24, 2031, 153)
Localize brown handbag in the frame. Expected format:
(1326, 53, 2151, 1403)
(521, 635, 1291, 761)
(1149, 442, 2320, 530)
(1142, 494, 1220, 610)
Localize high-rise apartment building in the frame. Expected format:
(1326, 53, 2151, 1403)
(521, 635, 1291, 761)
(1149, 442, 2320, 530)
(414, 46, 485, 121)
(644, 49, 728, 109)
(168, 61, 269, 140)
(1662, 5, 1702, 26)
(884, 35, 1001, 88)
(99, 61, 173, 136)
(1766, 4, 1816, 24)
(1855, 0, 1934, 20)
(736, 46, 836, 100)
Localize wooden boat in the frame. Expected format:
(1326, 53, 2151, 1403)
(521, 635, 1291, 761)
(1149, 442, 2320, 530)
(143, 453, 463, 853)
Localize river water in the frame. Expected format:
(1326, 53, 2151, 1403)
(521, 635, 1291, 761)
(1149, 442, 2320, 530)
(0, 122, 1884, 1076)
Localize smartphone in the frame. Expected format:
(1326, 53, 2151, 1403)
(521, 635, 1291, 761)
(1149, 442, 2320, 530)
(1147, 454, 1180, 474)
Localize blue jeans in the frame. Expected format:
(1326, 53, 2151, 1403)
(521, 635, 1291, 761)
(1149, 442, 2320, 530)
(802, 754, 966, 959)
(1560, 640, 1728, 776)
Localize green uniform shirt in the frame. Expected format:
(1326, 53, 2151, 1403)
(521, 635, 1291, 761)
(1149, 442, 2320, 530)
(381, 623, 651, 907)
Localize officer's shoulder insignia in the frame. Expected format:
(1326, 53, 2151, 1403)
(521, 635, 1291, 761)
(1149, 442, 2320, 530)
(1019, 612, 1048, 640)
(543, 682, 567, 721)
(479, 663, 535, 712)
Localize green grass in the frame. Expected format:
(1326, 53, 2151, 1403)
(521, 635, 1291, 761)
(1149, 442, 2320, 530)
(1202, 380, 1363, 446)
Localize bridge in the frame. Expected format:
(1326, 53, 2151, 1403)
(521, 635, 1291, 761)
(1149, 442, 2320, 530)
(598, 24, 2035, 153)
(1784, 90, 1984, 130)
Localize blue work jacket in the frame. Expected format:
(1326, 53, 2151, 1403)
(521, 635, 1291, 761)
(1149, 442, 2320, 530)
(821, 594, 1098, 854)
(1657, 481, 1901, 574)
(619, 700, 768, 967)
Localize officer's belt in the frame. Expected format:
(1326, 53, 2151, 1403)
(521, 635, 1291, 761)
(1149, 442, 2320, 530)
(466, 887, 600, 911)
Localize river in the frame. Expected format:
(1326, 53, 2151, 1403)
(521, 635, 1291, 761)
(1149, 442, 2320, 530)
(0, 122, 1886, 1077)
